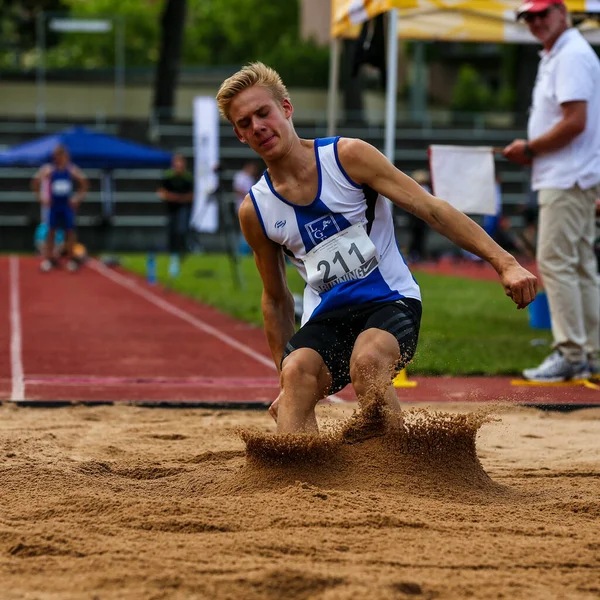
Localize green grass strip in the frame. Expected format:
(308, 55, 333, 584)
(119, 253, 551, 376)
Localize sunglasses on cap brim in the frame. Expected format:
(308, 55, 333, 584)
(520, 7, 555, 22)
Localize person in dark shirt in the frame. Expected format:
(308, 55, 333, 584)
(157, 153, 194, 277)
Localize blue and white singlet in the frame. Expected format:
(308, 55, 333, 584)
(49, 167, 74, 207)
(249, 136, 421, 325)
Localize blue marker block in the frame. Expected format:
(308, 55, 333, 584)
(146, 253, 157, 285)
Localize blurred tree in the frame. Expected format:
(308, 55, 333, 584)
(53, 0, 162, 68)
(514, 44, 540, 126)
(0, 0, 329, 88)
(183, 0, 298, 64)
(153, 0, 187, 122)
(0, 0, 66, 68)
(496, 44, 517, 111)
(495, 83, 516, 111)
(450, 64, 492, 112)
(183, 0, 328, 87)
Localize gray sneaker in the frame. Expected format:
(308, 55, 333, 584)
(587, 353, 600, 377)
(66, 259, 79, 273)
(40, 259, 53, 273)
(523, 351, 590, 383)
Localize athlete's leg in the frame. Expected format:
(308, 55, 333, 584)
(350, 300, 421, 411)
(277, 348, 332, 434)
(40, 227, 56, 272)
(65, 230, 76, 260)
(63, 207, 76, 258)
(384, 382, 402, 411)
(62, 206, 80, 270)
(275, 306, 360, 433)
(45, 228, 56, 261)
(349, 328, 402, 410)
(65, 230, 80, 271)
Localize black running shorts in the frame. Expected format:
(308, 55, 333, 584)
(282, 298, 422, 394)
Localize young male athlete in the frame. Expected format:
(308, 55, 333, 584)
(32, 144, 88, 272)
(216, 62, 538, 435)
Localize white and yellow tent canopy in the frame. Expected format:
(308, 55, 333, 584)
(327, 0, 600, 151)
(332, 0, 600, 42)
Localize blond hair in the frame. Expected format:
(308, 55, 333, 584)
(216, 62, 289, 122)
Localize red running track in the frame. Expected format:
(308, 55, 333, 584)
(1, 256, 598, 408)
(2, 256, 281, 405)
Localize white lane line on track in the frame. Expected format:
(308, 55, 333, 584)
(26, 375, 281, 387)
(87, 259, 345, 403)
(89, 259, 276, 368)
(9, 256, 24, 401)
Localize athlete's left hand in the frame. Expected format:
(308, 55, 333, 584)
(500, 263, 538, 309)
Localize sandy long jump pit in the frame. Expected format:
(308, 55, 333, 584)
(0, 398, 599, 600)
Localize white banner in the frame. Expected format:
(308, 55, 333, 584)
(191, 96, 219, 233)
(429, 145, 497, 216)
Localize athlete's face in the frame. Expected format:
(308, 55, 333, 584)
(229, 86, 294, 161)
(53, 149, 69, 169)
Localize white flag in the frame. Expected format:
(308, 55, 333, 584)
(586, 1, 600, 12)
(429, 145, 497, 216)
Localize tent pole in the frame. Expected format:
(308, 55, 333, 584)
(101, 170, 116, 251)
(327, 37, 341, 137)
(101, 170, 115, 219)
(384, 9, 399, 162)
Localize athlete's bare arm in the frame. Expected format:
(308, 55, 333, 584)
(337, 138, 538, 309)
(239, 194, 296, 371)
(31, 165, 51, 204)
(70, 166, 88, 208)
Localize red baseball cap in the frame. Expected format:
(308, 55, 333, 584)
(516, 0, 565, 18)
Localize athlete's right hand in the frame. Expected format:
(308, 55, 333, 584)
(499, 261, 538, 309)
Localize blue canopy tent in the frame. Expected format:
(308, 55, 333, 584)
(0, 126, 173, 219)
(0, 125, 172, 168)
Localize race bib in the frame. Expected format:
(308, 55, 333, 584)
(304, 222, 379, 293)
(52, 179, 73, 196)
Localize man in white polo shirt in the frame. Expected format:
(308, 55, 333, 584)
(504, 0, 600, 382)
